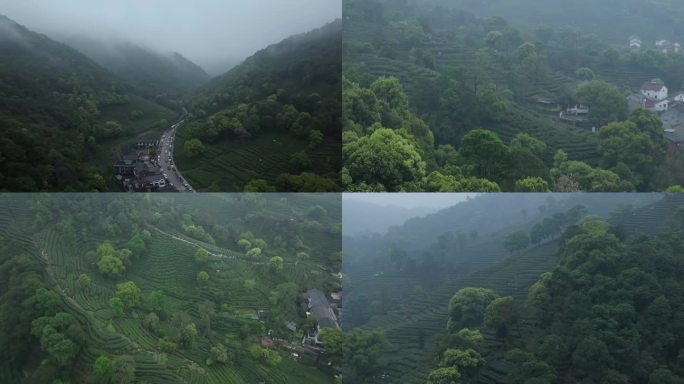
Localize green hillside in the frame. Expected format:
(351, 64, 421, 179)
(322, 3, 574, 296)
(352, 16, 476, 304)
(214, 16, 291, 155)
(0, 14, 178, 191)
(429, 0, 684, 44)
(341, 193, 671, 383)
(64, 36, 210, 97)
(0, 193, 341, 383)
(176, 20, 342, 192)
(343, 0, 684, 192)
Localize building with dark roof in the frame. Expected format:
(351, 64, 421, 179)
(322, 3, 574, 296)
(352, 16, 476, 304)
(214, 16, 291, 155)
(303, 288, 339, 344)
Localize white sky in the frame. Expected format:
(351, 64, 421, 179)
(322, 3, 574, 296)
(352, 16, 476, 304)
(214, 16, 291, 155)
(0, 0, 341, 74)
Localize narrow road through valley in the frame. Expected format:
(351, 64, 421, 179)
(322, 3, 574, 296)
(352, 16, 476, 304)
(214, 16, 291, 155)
(157, 120, 192, 192)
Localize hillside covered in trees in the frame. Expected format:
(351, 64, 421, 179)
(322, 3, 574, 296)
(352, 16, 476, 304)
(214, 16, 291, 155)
(342, 0, 684, 192)
(0, 193, 341, 383)
(176, 21, 342, 192)
(342, 193, 678, 383)
(0, 14, 193, 191)
(63, 36, 210, 99)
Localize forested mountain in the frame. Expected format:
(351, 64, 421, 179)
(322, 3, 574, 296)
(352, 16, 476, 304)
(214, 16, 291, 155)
(425, 194, 684, 384)
(429, 0, 684, 44)
(342, 199, 437, 237)
(0, 193, 341, 383)
(175, 20, 342, 192)
(343, 0, 684, 192)
(63, 36, 210, 97)
(342, 193, 670, 383)
(0, 15, 177, 191)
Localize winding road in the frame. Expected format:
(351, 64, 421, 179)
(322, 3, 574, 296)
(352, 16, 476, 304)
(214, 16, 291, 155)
(157, 117, 194, 192)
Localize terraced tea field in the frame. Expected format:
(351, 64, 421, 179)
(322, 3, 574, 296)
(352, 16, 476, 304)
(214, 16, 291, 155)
(0, 194, 338, 384)
(344, 235, 561, 384)
(175, 130, 309, 191)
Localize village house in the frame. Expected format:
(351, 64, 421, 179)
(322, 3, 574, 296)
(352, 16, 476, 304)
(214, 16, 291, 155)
(559, 104, 591, 126)
(113, 152, 171, 192)
(655, 39, 682, 54)
(628, 80, 672, 113)
(137, 138, 159, 149)
(302, 288, 340, 345)
(641, 80, 668, 101)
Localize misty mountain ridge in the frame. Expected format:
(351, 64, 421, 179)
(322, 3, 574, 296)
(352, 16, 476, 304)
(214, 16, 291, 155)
(175, 19, 342, 191)
(342, 199, 438, 237)
(425, 0, 684, 44)
(0, 14, 178, 191)
(61, 35, 210, 96)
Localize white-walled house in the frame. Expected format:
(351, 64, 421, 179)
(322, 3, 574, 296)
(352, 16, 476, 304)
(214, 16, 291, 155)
(641, 81, 668, 101)
(645, 98, 669, 112)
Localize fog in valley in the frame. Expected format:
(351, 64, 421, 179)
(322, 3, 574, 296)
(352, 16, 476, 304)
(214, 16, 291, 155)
(342, 193, 476, 237)
(0, 0, 341, 74)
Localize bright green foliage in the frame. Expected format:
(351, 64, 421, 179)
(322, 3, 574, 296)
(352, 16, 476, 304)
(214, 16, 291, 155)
(441, 348, 484, 370)
(184, 138, 205, 156)
(98, 254, 124, 278)
(268, 256, 284, 272)
(195, 248, 209, 264)
(108, 297, 125, 317)
(210, 343, 230, 364)
(249, 344, 282, 366)
(427, 367, 462, 384)
(244, 179, 276, 192)
(93, 355, 113, 377)
(451, 329, 483, 350)
(237, 238, 252, 250)
(115, 281, 142, 309)
(344, 128, 426, 191)
(158, 336, 177, 353)
(319, 328, 343, 364)
(197, 271, 209, 284)
(515, 177, 550, 192)
(77, 273, 91, 290)
(246, 247, 262, 258)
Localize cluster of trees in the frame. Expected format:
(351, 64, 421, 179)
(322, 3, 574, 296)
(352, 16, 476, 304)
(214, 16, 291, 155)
(431, 206, 684, 383)
(93, 354, 136, 384)
(318, 327, 389, 381)
(343, 0, 684, 192)
(514, 216, 684, 383)
(91, 230, 151, 278)
(0, 237, 92, 382)
(343, 74, 673, 192)
(1, 194, 343, 382)
(429, 286, 521, 383)
(503, 205, 589, 253)
(180, 21, 342, 191)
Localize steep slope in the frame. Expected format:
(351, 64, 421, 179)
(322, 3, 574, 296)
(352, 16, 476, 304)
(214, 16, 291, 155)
(0, 193, 340, 383)
(0, 15, 176, 191)
(342, 193, 664, 383)
(175, 20, 342, 192)
(430, 0, 684, 44)
(64, 36, 210, 97)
